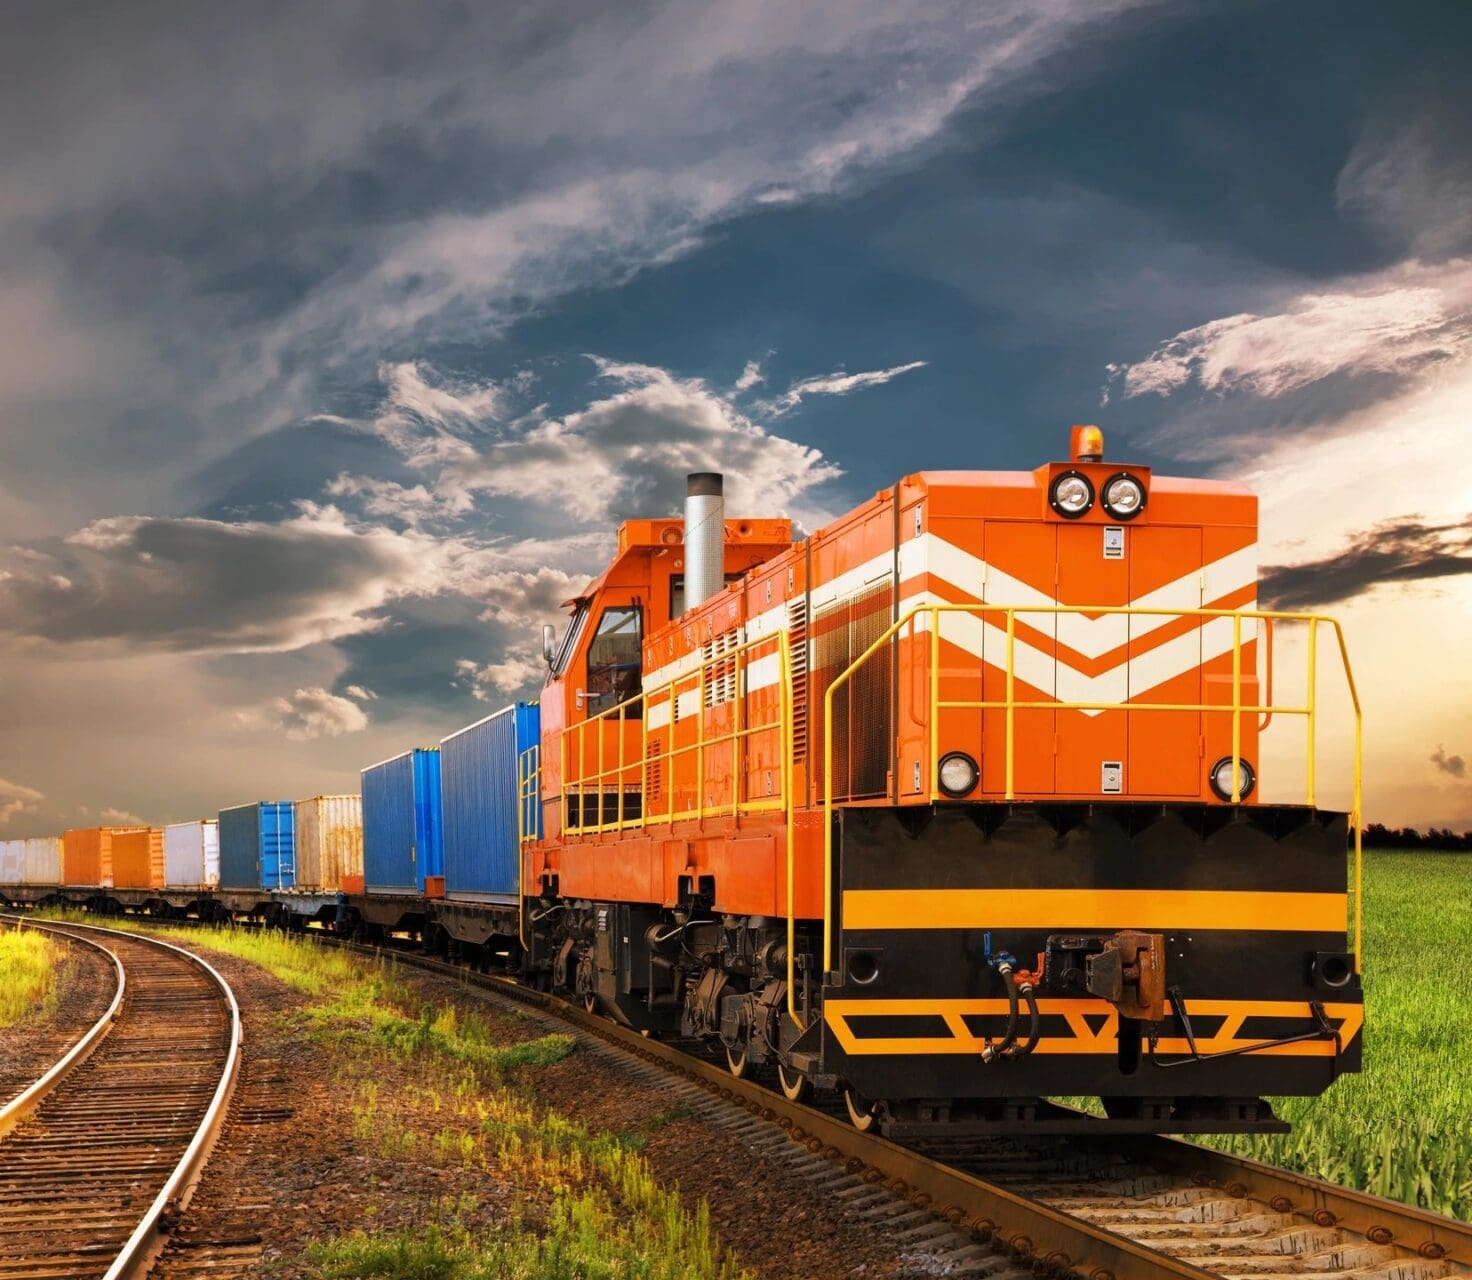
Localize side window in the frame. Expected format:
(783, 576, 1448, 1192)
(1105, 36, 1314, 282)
(550, 604, 589, 678)
(586, 606, 642, 716)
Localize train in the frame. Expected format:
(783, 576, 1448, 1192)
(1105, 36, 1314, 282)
(0, 426, 1365, 1138)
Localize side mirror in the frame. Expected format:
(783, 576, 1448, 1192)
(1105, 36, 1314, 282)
(542, 623, 558, 668)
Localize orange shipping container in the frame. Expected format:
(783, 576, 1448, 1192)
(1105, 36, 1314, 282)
(112, 827, 164, 889)
(62, 826, 161, 888)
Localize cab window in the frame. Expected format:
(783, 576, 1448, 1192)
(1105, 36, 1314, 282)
(586, 606, 642, 716)
(549, 603, 589, 678)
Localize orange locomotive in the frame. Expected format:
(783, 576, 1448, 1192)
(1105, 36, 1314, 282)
(521, 429, 1364, 1134)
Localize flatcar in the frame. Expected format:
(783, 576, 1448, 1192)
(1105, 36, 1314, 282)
(518, 427, 1364, 1135)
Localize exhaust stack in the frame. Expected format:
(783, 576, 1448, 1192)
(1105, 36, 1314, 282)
(684, 472, 724, 612)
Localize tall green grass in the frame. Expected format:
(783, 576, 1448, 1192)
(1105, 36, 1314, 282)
(1206, 850, 1472, 1219)
(0, 926, 60, 1027)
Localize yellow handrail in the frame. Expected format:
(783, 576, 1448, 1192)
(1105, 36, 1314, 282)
(823, 602, 1364, 978)
(559, 628, 793, 835)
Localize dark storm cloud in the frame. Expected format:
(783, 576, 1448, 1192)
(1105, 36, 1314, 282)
(0, 509, 447, 652)
(1431, 747, 1468, 780)
(1259, 515, 1472, 611)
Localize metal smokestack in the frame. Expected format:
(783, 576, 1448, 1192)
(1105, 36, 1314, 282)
(684, 472, 724, 612)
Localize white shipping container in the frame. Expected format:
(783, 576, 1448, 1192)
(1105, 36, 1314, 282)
(23, 837, 62, 885)
(294, 795, 362, 892)
(164, 820, 220, 889)
(0, 840, 22, 885)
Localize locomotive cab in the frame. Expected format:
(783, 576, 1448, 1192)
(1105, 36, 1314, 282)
(520, 432, 1364, 1136)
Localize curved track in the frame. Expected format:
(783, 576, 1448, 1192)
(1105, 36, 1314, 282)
(0, 918, 241, 1280)
(346, 938, 1471, 1280)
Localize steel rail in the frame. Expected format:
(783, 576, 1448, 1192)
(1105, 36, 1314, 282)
(0, 916, 242, 1280)
(0, 918, 125, 1139)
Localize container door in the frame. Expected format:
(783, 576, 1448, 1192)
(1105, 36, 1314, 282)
(1055, 523, 1129, 796)
(981, 523, 1056, 796)
(1128, 527, 1203, 796)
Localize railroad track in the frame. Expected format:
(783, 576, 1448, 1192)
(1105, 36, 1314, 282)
(0, 917, 241, 1280)
(338, 936, 1471, 1280)
(31, 912, 1469, 1280)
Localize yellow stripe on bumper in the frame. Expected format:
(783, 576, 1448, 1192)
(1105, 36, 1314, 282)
(841, 888, 1347, 933)
(824, 998, 1363, 1058)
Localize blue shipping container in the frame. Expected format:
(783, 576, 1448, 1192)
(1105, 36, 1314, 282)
(217, 802, 296, 890)
(441, 703, 540, 901)
(362, 748, 443, 895)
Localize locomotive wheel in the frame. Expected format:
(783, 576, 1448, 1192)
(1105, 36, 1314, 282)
(844, 1087, 878, 1132)
(776, 1061, 810, 1103)
(724, 1037, 750, 1078)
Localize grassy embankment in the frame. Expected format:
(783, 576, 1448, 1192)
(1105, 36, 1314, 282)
(39, 912, 745, 1280)
(1203, 849, 1472, 1219)
(0, 925, 61, 1027)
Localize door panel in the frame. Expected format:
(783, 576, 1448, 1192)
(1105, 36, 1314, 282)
(1055, 523, 1129, 796)
(981, 523, 1056, 796)
(1128, 527, 1203, 797)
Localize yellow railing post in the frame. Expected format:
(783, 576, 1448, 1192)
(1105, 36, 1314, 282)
(1005, 608, 1016, 802)
(696, 661, 706, 817)
(1306, 618, 1318, 809)
(929, 608, 939, 801)
(1231, 612, 1242, 802)
(780, 632, 803, 1031)
(734, 644, 745, 820)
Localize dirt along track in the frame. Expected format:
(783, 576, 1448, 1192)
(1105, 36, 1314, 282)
(0, 917, 240, 1280)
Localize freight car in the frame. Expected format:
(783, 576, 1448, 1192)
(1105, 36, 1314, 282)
(515, 428, 1365, 1135)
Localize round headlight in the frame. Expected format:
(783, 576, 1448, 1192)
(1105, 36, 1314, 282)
(1048, 471, 1094, 519)
(937, 751, 979, 798)
(1208, 756, 1256, 802)
(1102, 472, 1147, 520)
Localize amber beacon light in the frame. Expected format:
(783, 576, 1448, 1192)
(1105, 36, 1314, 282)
(1070, 423, 1104, 462)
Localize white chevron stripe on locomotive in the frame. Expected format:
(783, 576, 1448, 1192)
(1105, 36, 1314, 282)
(640, 534, 1258, 722)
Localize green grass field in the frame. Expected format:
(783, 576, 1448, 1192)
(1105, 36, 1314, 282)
(1204, 849, 1472, 1219)
(0, 925, 60, 1027)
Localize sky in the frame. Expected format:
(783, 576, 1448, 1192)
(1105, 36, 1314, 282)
(1, 0, 1469, 835)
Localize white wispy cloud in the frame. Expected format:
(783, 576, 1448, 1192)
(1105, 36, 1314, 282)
(763, 361, 929, 415)
(99, 806, 143, 826)
(271, 686, 372, 741)
(1106, 260, 1472, 402)
(0, 776, 44, 826)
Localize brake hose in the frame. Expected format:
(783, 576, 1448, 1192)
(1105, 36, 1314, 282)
(981, 959, 1020, 1063)
(1004, 972, 1041, 1058)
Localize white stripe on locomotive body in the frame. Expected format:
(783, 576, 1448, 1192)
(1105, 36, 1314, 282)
(640, 533, 1258, 721)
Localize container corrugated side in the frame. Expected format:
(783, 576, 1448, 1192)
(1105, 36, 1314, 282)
(164, 820, 217, 889)
(23, 837, 61, 886)
(0, 840, 22, 885)
(363, 748, 441, 895)
(112, 828, 164, 889)
(294, 795, 363, 892)
(441, 703, 539, 901)
(62, 828, 112, 888)
(218, 803, 296, 890)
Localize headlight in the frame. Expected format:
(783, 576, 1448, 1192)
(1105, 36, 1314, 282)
(1048, 471, 1094, 519)
(1102, 472, 1147, 520)
(937, 751, 979, 798)
(1208, 756, 1255, 802)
